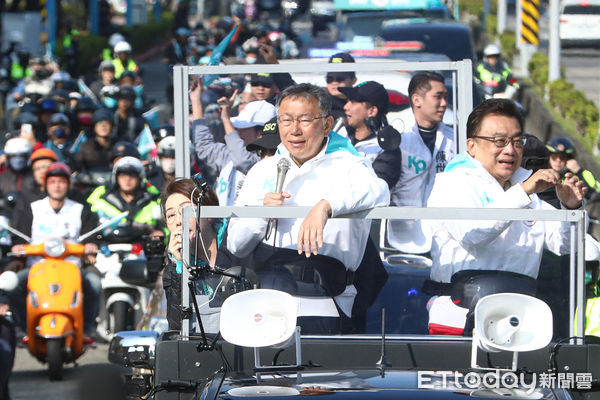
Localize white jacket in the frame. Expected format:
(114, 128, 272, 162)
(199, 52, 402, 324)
(227, 132, 390, 316)
(387, 122, 456, 253)
(426, 153, 572, 283)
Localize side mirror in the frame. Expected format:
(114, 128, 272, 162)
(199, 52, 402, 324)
(120, 259, 155, 288)
(108, 330, 159, 368)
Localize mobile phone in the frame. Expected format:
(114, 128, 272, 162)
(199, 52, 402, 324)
(21, 123, 33, 135)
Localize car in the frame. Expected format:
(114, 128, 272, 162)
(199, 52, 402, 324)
(559, 0, 600, 47)
(379, 19, 475, 62)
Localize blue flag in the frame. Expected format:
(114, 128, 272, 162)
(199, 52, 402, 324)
(203, 24, 239, 87)
(135, 124, 157, 160)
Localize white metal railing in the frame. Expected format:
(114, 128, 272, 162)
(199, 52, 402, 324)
(179, 206, 586, 342)
(172, 59, 474, 178)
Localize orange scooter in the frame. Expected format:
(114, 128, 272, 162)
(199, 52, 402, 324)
(14, 237, 86, 380)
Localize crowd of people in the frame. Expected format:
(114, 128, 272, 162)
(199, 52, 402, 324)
(1, 13, 600, 398)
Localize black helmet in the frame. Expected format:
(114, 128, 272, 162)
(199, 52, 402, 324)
(546, 137, 575, 158)
(111, 141, 140, 161)
(92, 108, 114, 125)
(13, 111, 38, 129)
(47, 112, 70, 128)
(48, 88, 69, 104)
(75, 96, 97, 112)
(117, 85, 136, 101)
(152, 124, 174, 142)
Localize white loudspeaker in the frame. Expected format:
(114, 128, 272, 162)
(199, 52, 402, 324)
(471, 293, 553, 370)
(0, 271, 18, 292)
(220, 289, 297, 348)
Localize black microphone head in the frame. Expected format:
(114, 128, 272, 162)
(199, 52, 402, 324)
(192, 172, 209, 194)
(377, 125, 401, 150)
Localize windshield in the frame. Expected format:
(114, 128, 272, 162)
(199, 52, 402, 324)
(562, 5, 600, 14)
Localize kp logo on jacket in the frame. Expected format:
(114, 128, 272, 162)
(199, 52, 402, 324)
(436, 151, 448, 173)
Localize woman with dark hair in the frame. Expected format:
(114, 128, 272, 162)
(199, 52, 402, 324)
(161, 178, 241, 331)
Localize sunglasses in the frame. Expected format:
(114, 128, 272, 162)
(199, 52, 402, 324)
(256, 148, 277, 158)
(326, 74, 352, 84)
(251, 81, 273, 88)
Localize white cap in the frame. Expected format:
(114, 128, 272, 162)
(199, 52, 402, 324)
(586, 234, 600, 261)
(230, 100, 276, 130)
(114, 41, 132, 53)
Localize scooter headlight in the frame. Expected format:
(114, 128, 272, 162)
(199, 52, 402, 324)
(44, 237, 66, 258)
(29, 290, 39, 308)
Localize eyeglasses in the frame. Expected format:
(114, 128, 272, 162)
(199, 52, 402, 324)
(256, 148, 277, 158)
(472, 135, 527, 148)
(165, 201, 192, 225)
(277, 115, 328, 128)
(251, 81, 272, 88)
(326, 74, 352, 84)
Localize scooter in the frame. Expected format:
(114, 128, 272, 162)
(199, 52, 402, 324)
(12, 237, 86, 380)
(95, 225, 152, 341)
(3, 213, 123, 380)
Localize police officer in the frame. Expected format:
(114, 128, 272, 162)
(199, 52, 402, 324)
(112, 41, 139, 80)
(546, 137, 600, 203)
(86, 156, 162, 236)
(476, 44, 519, 99)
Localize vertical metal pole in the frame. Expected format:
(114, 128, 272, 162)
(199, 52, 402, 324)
(89, 0, 99, 35)
(548, 0, 561, 82)
(569, 221, 576, 339)
(153, 0, 161, 21)
(516, 0, 523, 49)
(174, 65, 191, 178)
(497, 0, 507, 34)
(47, 0, 56, 54)
(483, 0, 490, 30)
(196, 0, 204, 26)
(181, 206, 194, 339)
(456, 60, 473, 154)
(126, 0, 133, 26)
(576, 213, 586, 342)
(452, 71, 458, 145)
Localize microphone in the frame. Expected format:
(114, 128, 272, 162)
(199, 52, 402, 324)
(275, 158, 290, 193)
(192, 172, 210, 196)
(332, 116, 345, 133)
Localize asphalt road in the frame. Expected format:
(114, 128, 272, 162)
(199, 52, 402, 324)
(9, 343, 128, 400)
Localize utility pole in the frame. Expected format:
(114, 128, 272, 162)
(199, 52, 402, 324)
(548, 0, 561, 82)
(497, 0, 507, 34)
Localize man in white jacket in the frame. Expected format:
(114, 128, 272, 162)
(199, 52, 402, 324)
(426, 99, 586, 335)
(227, 83, 390, 333)
(388, 72, 455, 254)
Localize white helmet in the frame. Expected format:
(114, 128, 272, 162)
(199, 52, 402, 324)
(157, 136, 176, 157)
(108, 33, 126, 48)
(4, 137, 32, 156)
(112, 156, 145, 186)
(483, 43, 501, 57)
(114, 41, 132, 54)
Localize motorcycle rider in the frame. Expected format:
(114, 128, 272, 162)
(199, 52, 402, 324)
(112, 41, 139, 80)
(74, 108, 117, 172)
(0, 137, 35, 217)
(476, 44, 519, 99)
(8, 162, 102, 340)
(86, 156, 163, 238)
(44, 112, 75, 167)
(113, 85, 145, 143)
(147, 136, 176, 191)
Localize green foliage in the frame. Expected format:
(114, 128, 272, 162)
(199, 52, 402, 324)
(486, 14, 497, 38)
(55, 12, 173, 77)
(528, 52, 549, 89)
(499, 31, 516, 64)
(546, 78, 599, 138)
(460, 0, 498, 19)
